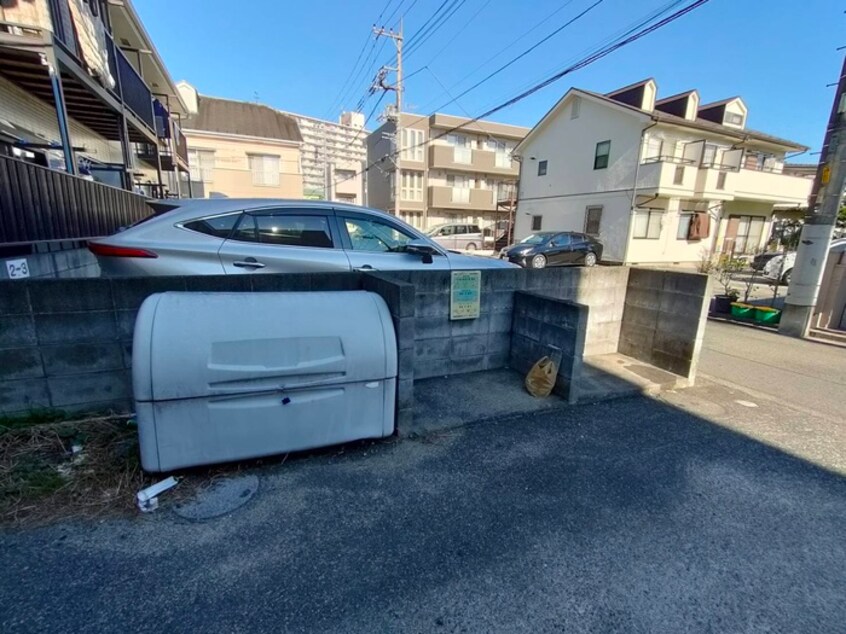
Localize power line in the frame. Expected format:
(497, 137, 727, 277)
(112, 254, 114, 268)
(415, 0, 494, 67)
(477, 0, 687, 113)
(324, 0, 398, 118)
(335, 0, 712, 188)
(403, 0, 468, 59)
(400, 0, 603, 133)
(408, 0, 579, 113)
(425, 0, 605, 113)
(402, 0, 455, 53)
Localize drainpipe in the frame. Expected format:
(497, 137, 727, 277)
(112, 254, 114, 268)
(622, 121, 658, 264)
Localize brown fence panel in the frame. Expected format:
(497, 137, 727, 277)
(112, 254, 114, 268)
(0, 155, 153, 243)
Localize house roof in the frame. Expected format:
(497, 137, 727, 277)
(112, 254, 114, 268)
(515, 87, 807, 154)
(183, 96, 303, 142)
(654, 89, 697, 105)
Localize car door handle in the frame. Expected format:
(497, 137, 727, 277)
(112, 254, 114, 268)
(232, 258, 265, 269)
(354, 265, 377, 272)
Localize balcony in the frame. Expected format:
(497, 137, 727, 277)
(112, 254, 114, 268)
(732, 168, 812, 205)
(428, 185, 495, 211)
(428, 145, 519, 176)
(106, 34, 155, 132)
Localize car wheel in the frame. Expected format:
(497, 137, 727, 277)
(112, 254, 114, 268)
(584, 251, 597, 267)
(781, 269, 792, 285)
(465, 243, 477, 251)
(530, 254, 547, 269)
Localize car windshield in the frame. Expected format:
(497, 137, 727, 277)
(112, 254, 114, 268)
(519, 233, 553, 245)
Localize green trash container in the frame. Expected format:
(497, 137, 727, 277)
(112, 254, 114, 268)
(730, 303, 755, 319)
(754, 307, 781, 325)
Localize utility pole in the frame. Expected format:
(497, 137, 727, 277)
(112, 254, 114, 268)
(780, 55, 846, 337)
(373, 19, 403, 218)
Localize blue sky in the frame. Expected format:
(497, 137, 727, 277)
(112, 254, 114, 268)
(136, 0, 843, 156)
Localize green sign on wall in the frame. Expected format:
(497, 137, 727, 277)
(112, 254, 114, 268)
(450, 271, 481, 320)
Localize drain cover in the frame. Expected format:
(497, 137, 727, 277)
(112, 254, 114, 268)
(174, 475, 259, 520)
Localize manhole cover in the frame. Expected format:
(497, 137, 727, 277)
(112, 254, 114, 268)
(174, 474, 259, 521)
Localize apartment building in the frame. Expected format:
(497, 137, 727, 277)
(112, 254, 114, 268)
(0, 0, 189, 197)
(177, 82, 303, 199)
(282, 110, 367, 204)
(513, 79, 812, 265)
(367, 112, 529, 230)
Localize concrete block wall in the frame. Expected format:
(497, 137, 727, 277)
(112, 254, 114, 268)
(0, 243, 100, 280)
(383, 269, 526, 380)
(618, 268, 711, 381)
(0, 273, 361, 417)
(361, 273, 415, 432)
(509, 292, 589, 403)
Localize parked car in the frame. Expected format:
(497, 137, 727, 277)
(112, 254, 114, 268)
(500, 231, 603, 268)
(751, 251, 783, 272)
(762, 238, 846, 284)
(426, 223, 484, 251)
(88, 199, 517, 276)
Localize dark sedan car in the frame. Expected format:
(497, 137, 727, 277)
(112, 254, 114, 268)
(500, 231, 603, 268)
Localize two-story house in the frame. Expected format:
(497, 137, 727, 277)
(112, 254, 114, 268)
(513, 79, 811, 265)
(0, 0, 189, 197)
(177, 82, 304, 199)
(367, 112, 528, 231)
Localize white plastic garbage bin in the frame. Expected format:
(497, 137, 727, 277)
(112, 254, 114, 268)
(132, 291, 397, 472)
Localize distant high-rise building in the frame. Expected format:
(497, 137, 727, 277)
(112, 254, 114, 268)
(282, 111, 368, 204)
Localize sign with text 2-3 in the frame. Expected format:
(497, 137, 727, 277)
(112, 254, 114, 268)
(450, 270, 481, 320)
(5, 258, 30, 279)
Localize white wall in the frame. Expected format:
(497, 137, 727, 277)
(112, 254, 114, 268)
(515, 95, 646, 261)
(0, 75, 122, 165)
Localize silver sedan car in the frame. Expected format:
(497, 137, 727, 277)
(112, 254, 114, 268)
(89, 198, 517, 276)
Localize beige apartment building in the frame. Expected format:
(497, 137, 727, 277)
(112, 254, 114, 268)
(367, 113, 529, 230)
(177, 82, 303, 199)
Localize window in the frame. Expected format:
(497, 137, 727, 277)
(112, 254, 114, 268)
(551, 234, 571, 247)
(447, 174, 470, 203)
(570, 97, 581, 120)
(188, 149, 215, 183)
(716, 171, 727, 190)
(643, 134, 662, 162)
(728, 215, 766, 254)
(344, 217, 414, 253)
(537, 160, 548, 176)
(584, 206, 602, 235)
(401, 170, 423, 201)
(401, 128, 424, 161)
(677, 213, 693, 240)
(593, 140, 611, 170)
(249, 154, 280, 187)
(183, 213, 240, 238)
(724, 112, 744, 126)
(673, 165, 685, 185)
(632, 210, 662, 239)
(448, 134, 472, 163)
(531, 215, 543, 231)
(232, 214, 333, 248)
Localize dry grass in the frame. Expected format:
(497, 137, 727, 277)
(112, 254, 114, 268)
(0, 414, 159, 527)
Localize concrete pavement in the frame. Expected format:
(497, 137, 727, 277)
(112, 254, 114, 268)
(1, 321, 845, 633)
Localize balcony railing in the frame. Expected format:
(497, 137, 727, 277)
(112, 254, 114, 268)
(105, 34, 155, 132)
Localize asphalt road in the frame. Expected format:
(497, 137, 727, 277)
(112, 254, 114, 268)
(2, 322, 845, 633)
(699, 319, 846, 420)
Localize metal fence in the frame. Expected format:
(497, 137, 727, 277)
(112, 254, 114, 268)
(0, 155, 152, 244)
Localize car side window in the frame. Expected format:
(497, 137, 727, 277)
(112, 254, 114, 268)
(440, 226, 453, 236)
(344, 217, 414, 253)
(456, 225, 467, 235)
(469, 225, 481, 234)
(255, 214, 333, 248)
(231, 214, 257, 242)
(551, 234, 571, 247)
(183, 213, 241, 238)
